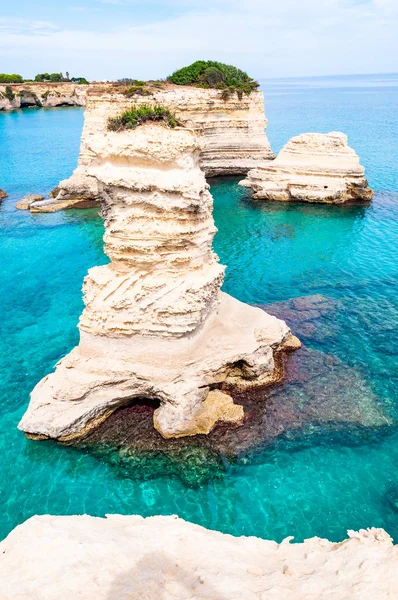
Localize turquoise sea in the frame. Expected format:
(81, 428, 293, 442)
(0, 74, 397, 543)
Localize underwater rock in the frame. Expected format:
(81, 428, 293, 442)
(70, 344, 390, 487)
(0, 188, 8, 201)
(16, 194, 45, 210)
(19, 122, 292, 441)
(1, 515, 396, 600)
(240, 132, 373, 204)
(264, 293, 342, 344)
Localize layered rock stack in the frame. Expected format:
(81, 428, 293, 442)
(240, 132, 373, 204)
(19, 120, 295, 440)
(29, 86, 274, 212)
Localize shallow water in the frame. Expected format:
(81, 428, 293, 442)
(0, 76, 397, 543)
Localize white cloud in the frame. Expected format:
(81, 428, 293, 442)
(0, 19, 59, 36)
(0, 1, 396, 79)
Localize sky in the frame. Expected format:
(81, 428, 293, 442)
(0, 0, 397, 81)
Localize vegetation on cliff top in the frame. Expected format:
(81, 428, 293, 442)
(0, 73, 89, 84)
(107, 104, 181, 132)
(0, 74, 24, 84)
(168, 60, 259, 98)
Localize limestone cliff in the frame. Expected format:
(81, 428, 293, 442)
(29, 85, 274, 213)
(0, 82, 88, 110)
(1, 515, 396, 599)
(240, 132, 373, 204)
(19, 122, 294, 440)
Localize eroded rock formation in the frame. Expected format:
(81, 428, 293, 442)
(19, 122, 294, 440)
(1, 515, 396, 599)
(240, 132, 373, 204)
(0, 82, 88, 111)
(29, 85, 274, 212)
(16, 194, 44, 210)
(0, 188, 7, 202)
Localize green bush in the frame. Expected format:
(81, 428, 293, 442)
(117, 78, 146, 86)
(71, 77, 89, 84)
(123, 85, 153, 98)
(35, 73, 50, 82)
(0, 73, 23, 83)
(107, 104, 181, 132)
(168, 60, 259, 97)
(49, 73, 63, 82)
(1, 86, 15, 101)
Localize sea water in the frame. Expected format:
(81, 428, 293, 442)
(0, 75, 397, 542)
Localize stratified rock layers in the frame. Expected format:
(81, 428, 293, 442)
(19, 123, 291, 440)
(240, 132, 373, 204)
(30, 86, 274, 212)
(0, 82, 87, 111)
(1, 515, 397, 599)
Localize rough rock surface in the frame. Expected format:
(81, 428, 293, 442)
(0, 82, 88, 111)
(31, 85, 274, 212)
(0, 188, 8, 201)
(1, 515, 396, 600)
(240, 132, 373, 204)
(19, 123, 291, 440)
(15, 194, 45, 210)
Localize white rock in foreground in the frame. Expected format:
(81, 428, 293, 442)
(19, 123, 293, 440)
(1, 515, 396, 599)
(240, 132, 373, 204)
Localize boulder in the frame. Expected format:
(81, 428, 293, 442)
(240, 132, 373, 204)
(16, 194, 45, 210)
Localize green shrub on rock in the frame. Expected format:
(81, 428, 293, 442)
(107, 104, 181, 132)
(168, 60, 259, 97)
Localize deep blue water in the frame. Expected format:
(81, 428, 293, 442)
(0, 76, 397, 543)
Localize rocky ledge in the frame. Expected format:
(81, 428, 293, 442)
(0, 188, 8, 202)
(18, 122, 297, 441)
(1, 515, 396, 599)
(28, 84, 274, 213)
(240, 132, 373, 204)
(0, 82, 88, 111)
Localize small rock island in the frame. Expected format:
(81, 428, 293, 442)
(240, 132, 373, 204)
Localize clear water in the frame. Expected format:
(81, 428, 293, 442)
(0, 76, 397, 543)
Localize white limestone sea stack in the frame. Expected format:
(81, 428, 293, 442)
(240, 132, 373, 204)
(19, 119, 296, 440)
(29, 84, 274, 212)
(1, 515, 397, 599)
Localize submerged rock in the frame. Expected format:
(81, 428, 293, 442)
(0, 188, 8, 201)
(264, 293, 342, 344)
(19, 121, 293, 441)
(1, 515, 396, 600)
(70, 344, 390, 487)
(16, 194, 44, 210)
(240, 132, 373, 204)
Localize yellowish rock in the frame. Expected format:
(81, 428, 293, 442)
(154, 390, 244, 438)
(16, 194, 44, 210)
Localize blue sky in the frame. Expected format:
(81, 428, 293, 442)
(0, 0, 397, 80)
